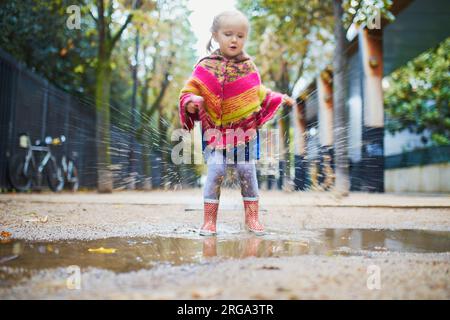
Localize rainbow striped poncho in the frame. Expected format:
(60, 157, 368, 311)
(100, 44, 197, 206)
(179, 49, 284, 150)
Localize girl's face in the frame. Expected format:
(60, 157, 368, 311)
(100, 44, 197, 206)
(213, 16, 248, 59)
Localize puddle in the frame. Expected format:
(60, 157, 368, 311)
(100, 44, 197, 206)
(1, 229, 450, 286)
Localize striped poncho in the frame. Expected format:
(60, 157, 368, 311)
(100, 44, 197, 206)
(179, 49, 284, 151)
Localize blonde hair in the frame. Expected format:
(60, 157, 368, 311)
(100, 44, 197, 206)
(206, 10, 250, 53)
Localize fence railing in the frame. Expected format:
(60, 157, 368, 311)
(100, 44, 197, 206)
(385, 145, 450, 170)
(0, 47, 97, 189)
(0, 47, 198, 191)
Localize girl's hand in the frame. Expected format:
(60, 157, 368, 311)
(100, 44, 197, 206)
(282, 94, 296, 107)
(186, 95, 204, 114)
(186, 101, 198, 114)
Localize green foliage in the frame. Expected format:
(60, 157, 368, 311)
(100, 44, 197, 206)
(342, 0, 395, 30)
(0, 0, 196, 127)
(0, 0, 97, 96)
(384, 37, 450, 146)
(239, 0, 334, 94)
(0, 0, 199, 187)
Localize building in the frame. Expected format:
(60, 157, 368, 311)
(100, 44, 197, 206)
(292, 0, 450, 193)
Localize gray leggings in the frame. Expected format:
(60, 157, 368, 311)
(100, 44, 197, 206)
(203, 149, 259, 203)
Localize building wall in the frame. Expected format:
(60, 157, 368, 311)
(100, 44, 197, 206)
(385, 163, 450, 193)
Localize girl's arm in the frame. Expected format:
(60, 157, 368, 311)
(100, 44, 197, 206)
(282, 95, 296, 107)
(249, 61, 295, 126)
(179, 77, 202, 131)
(256, 86, 295, 127)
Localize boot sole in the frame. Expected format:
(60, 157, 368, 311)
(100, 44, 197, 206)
(199, 229, 217, 236)
(245, 226, 265, 236)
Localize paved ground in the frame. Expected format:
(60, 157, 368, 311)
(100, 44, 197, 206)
(0, 189, 449, 299)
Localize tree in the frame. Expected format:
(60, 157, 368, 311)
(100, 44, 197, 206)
(332, 0, 350, 196)
(239, 0, 334, 183)
(384, 37, 450, 146)
(90, 0, 156, 193)
(0, 0, 198, 190)
(104, 0, 197, 189)
(0, 0, 97, 96)
(341, 0, 394, 30)
(141, 1, 197, 188)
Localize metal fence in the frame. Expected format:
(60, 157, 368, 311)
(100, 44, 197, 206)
(0, 47, 97, 189)
(0, 47, 200, 191)
(385, 145, 450, 169)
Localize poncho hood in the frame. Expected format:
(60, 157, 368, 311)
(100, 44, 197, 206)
(179, 49, 284, 149)
(197, 49, 252, 64)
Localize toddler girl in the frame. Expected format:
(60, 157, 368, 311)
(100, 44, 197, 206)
(179, 10, 295, 236)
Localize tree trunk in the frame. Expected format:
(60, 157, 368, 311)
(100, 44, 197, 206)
(141, 136, 151, 190)
(332, 0, 350, 196)
(158, 110, 168, 189)
(277, 61, 291, 190)
(95, 55, 113, 193)
(94, 0, 136, 193)
(279, 109, 291, 189)
(128, 29, 139, 190)
(274, 56, 294, 189)
(140, 53, 152, 190)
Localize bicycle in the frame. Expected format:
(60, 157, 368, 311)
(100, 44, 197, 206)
(8, 133, 65, 192)
(61, 151, 79, 192)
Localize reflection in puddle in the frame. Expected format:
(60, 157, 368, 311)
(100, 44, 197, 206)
(1, 229, 449, 286)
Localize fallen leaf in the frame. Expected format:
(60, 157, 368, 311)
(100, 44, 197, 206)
(0, 231, 12, 243)
(260, 265, 280, 270)
(1, 231, 12, 239)
(191, 288, 222, 299)
(299, 242, 309, 247)
(24, 215, 48, 223)
(276, 286, 291, 292)
(88, 247, 117, 254)
(325, 250, 334, 257)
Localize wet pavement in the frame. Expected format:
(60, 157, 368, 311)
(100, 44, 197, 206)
(1, 191, 449, 299)
(1, 228, 450, 287)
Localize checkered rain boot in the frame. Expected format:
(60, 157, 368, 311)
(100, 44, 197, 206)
(243, 199, 265, 235)
(199, 201, 219, 236)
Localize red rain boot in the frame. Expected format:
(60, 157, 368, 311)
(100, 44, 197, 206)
(244, 199, 265, 235)
(199, 202, 219, 236)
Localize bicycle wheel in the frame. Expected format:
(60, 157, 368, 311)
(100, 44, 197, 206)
(8, 153, 32, 192)
(66, 160, 79, 192)
(46, 156, 64, 192)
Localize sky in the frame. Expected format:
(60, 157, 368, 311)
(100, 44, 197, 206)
(186, 0, 237, 58)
